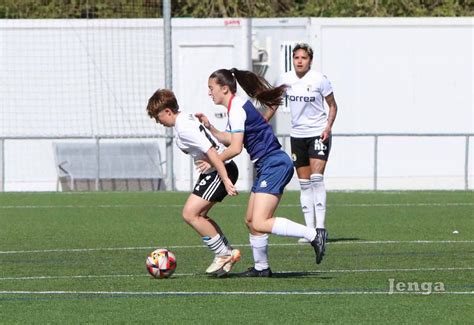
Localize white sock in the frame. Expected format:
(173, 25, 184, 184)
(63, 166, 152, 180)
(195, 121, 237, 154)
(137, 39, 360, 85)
(299, 179, 315, 228)
(203, 234, 231, 256)
(249, 234, 269, 271)
(221, 235, 232, 250)
(311, 173, 326, 229)
(271, 217, 316, 242)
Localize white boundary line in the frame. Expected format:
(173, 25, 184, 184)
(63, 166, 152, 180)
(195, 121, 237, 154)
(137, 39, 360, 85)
(0, 202, 472, 209)
(1, 267, 473, 281)
(20, 190, 465, 195)
(0, 290, 472, 296)
(1, 240, 472, 255)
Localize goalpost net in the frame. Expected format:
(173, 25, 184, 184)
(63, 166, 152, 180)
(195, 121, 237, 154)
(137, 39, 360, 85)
(0, 18, 165, 138)
(0, 4, 171, 191)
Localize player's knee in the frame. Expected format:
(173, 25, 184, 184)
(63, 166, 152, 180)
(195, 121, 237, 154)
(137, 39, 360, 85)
(245, 211, 253, 225)
(244, 217, 252, 230)
(251, 219, 269, 233)
(181, 207, 198, 224)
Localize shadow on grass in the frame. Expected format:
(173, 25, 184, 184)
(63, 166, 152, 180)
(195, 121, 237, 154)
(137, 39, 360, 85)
(271, 272, 332, 279)
(216, 272, 332, 279)
(327, 237, 361, 243)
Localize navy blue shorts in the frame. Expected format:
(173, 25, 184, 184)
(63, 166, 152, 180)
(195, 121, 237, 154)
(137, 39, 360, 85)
(251, 150, 294, 195)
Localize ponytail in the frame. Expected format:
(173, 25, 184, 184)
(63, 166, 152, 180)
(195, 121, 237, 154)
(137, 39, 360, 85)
(230, 68, 287, 108)
(210, 68, 287, 108)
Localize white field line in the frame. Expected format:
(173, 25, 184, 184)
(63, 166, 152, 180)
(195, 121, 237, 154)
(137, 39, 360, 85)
(28, 190, 463, 195)
(0, 290, 472, 296)
(1, 267, 473, 281)
(0, 202, 472, 209)
(1, 240, 473, 255)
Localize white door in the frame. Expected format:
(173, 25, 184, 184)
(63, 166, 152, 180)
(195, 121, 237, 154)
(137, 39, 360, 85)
(174, 44, 253, 191)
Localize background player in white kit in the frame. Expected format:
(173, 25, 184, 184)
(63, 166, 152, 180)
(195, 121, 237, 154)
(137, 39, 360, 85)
(147, 89, 240, 277)
(267, 43, 338, 264)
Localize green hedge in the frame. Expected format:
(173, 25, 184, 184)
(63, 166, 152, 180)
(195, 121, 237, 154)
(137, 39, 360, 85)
(1, 0, 472, 18)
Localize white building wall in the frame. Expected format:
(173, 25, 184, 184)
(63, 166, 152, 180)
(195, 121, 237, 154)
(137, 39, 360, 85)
(252, 17, 473, 190)
(316, 18, 472, 134)
(0, 17, 472, 191)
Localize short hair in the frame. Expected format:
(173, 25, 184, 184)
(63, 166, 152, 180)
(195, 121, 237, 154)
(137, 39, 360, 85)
(146, 89, 179, 119)
(293, 42, 313, 61)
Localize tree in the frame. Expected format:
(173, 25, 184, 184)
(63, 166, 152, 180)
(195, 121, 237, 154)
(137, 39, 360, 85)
(1, 0, 472, 18)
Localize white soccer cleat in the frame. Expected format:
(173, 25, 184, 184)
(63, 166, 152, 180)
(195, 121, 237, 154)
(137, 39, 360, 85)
(205, 249, 241, 276)
(222, 249, 241, 273)
(206, 256, 223, 274)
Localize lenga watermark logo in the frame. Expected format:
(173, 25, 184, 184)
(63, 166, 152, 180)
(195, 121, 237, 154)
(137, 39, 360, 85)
(388, 278, 445, 295)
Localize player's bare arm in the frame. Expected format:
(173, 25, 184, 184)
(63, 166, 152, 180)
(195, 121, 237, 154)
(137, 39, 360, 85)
(195, 159, 211, 173)
(322, 92, 338, 142)
(206, 147, 237, 196)
(218, 132, 244, 162)
(195, 112, 232, 146)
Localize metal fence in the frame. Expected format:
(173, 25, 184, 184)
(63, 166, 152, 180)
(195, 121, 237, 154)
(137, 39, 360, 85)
(0, 133, 472, 192)
(277, 133, 472, 191)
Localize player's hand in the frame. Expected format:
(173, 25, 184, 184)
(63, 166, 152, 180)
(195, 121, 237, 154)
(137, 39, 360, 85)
(223, 178, 238, 196)
(196, 160, 212, 173)
(194, 113, 211, 129)
(321, 128, 331, 143)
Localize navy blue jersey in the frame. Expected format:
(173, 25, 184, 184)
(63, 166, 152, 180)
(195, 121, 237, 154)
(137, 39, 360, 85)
(226, 95, 281, 162)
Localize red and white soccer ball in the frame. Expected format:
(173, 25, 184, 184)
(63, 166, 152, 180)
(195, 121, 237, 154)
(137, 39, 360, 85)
(146, 248, 177, 279)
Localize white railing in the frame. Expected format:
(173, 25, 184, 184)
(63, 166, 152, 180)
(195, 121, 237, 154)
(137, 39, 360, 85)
(276, 133, 473, 191)
(0, 133, 472, 191)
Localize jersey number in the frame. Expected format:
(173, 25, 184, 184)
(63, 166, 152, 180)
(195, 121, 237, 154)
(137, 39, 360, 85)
(199, 125, 218, 149)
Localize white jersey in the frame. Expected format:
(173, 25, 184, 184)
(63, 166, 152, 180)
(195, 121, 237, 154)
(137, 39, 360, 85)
(278, 69, 333, 138)
(174, 112, 228, 174)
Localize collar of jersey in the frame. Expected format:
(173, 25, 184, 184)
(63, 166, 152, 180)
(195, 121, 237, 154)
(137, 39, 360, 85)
(227, 95, 235, 113)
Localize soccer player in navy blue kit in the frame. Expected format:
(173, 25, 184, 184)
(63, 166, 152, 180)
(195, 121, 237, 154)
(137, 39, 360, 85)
(196, 68, 320, 277)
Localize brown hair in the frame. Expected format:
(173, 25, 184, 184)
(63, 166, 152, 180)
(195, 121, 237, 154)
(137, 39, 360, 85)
(209, 68, 287, 108)
(146, 89, 179, 119)
(293, 43, 313, 61)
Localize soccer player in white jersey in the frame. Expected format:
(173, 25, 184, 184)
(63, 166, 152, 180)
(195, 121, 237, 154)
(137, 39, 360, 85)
(267, 43, 338, 264)
(196, 68, 321, 277)
(147, 89, 240, 277)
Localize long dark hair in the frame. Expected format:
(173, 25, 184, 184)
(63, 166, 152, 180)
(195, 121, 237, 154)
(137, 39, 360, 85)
(209, 68, 287, 108)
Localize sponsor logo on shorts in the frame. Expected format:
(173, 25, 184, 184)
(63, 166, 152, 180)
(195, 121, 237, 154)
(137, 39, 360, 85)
(260, 180, 267, 188)
(195, 175, 213, 191)
(314, 139, 327, 154)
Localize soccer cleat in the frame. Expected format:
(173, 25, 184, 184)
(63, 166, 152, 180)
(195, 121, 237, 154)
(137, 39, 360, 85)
(311, 228, 328, 264)
(297, 237, 310, 244)
(206, 256, 221, 274)
(238, 267, 273, 277)
(223, 249, 241, 271)
(206, 249, 241, 276)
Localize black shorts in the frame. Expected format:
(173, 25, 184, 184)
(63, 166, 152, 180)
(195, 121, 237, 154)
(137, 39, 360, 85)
(290, 136, 332, 169)
(192, 160, 239, 202)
